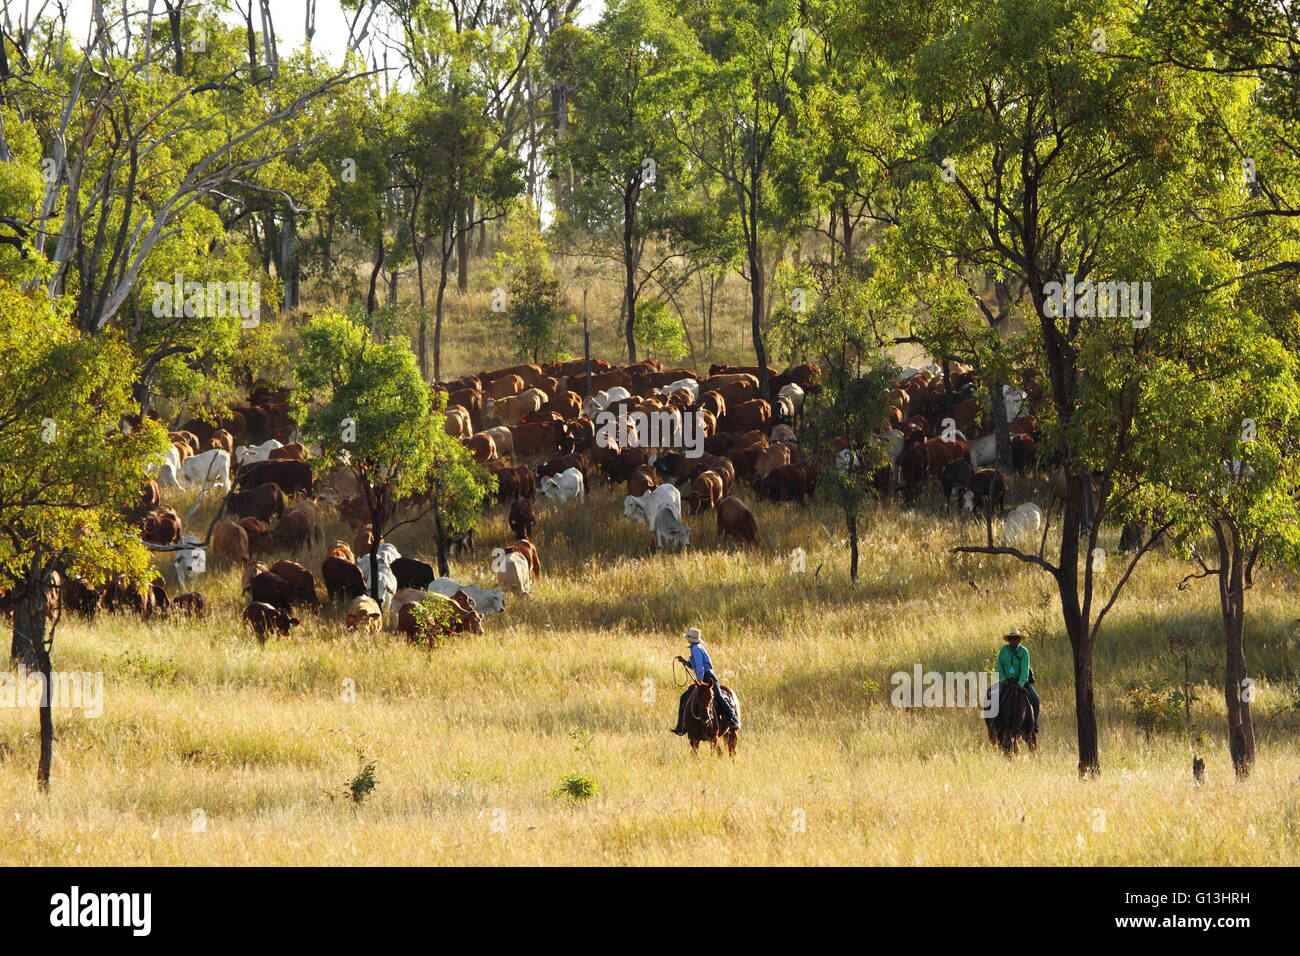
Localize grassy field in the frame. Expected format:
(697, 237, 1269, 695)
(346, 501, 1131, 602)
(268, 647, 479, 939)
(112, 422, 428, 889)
(3, 470, 1300, 866)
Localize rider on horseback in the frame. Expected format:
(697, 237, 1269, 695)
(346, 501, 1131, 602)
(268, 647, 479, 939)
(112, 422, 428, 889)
(995, 629, 1039, 731)
(671, 628, 739, 734)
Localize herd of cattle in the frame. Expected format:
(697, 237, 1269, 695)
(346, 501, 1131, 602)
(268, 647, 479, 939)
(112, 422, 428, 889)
(6, 354, 1063, 645)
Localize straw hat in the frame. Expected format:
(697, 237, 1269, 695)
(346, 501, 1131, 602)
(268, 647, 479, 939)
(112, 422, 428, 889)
(683, 627, 702, 644)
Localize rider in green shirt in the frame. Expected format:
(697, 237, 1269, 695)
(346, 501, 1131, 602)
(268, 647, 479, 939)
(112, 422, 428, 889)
(996, 629, 1040, 729)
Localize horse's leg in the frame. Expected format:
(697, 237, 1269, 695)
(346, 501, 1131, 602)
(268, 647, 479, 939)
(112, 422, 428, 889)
(690, 738, 700, 756)
(726, 729, 738, 757)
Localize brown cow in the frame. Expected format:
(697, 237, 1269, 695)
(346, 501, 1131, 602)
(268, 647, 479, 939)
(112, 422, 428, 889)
(247, 571, 294, 610)
(171, 592, 207, 618)
(212, 519, 251, 565)
(268, 560, 321, 609)
(244, 601, 300, 640)
(345, 594, 383, 631)
(210, 428, 235, 454)
(484, 374, 525, 401)
(701, 372, 758, 392)
(627, 463, 660, 498)
(720, 399, 772, 435)
(489, 387, 547, 427)
(140, 508, 182, 545)
(227, 482, 286, 523)
(444, 406, 473, 439)
(482, 363, 544, 387)
(508, 421, 556, 458)
(238, 517, 273, 555)
(686, 470, 724, 514)
(482, 426, 515, 459)
(271, 509, 313, 554)
(716, 496, 758, 546)
(506, 538, 541, 577)
(464, 433, 497, 463)
(267, 442, 308, 461)
(327, 541, 355, 562)
(508, 498, 536, 539)
(572, 369, 632, 394)
(322, 556, 366, 603)
(755, 443, 794, 480)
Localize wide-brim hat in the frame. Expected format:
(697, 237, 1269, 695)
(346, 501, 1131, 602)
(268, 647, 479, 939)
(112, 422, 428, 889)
(1004, 628, 1024, 641)
(683, 627, 702, 643)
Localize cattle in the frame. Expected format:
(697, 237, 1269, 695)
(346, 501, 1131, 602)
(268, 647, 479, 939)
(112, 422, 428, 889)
(267, 442, 308, 462)
(464, 433, 497, 463)
(770, 424, 797, 444)
(701, 372, 758, 393)
(271, 509, 313, 554)
(345, 595, 383, 631)
(357, 553, 399, 609)
(233, 459, 312, 496)
(776, 383, 804, 422)
(140, 508, 183, 545)
(505, 539, 541, 576)
(210, 428, 235, 454)
(653, 507, 692, 551)
(624, 483, 682, 529)
(941, 459, 977, 510)
(490, 464, 537, 503)
(103, 575, 162, 617)
(397, 593, 484, 641)
(239, 517, 274, 555)
(720, 398, 772, 435)
(627, 463, 660, 498)
(716, 496, 758, 546)
(180, 448, 231, 489)
(244, 601, 300, 640)
(428, 579, 507, 617)
(171, 592, 207, 617)
(482, 426, 515, 460)
(60, 577, 101, 618)
(315, 466, 361, 506)
(759, 463, 817, 503)
(322, 556, 366, 603)
(448, 388, 485, 430)
(391, 557, 436, 590)
(692, 456, 735, 496)
(484, 374, 525, 401)
(490, 547, 531, 594)
(483, 363, 544, 388)
(697, 391, 726, 419)
(537, 453, 588, 484)
(509, 421, 557, 458)
(686, 470, 724, 514)
(508, 498, 536, 540)
(489, 387, 547, 427)
(1010, 433, 1038, 473)
(958, 468, 1006, 517)
(153, 444, 184, 488)
(896, 438, 970, 501)
(267, 561, 321, 609)
(212, 520, 250, 564)
(557, 419, 596, 455)
(539, 467, 585, 505)
(770, 362, 821, 393)
(172, 536, 206, 591)
(327, 541, 355, 562)
(247, 571, 294, 611)
(714, 379, 759, 407)
(444, 406, 473, 439)
(124, 479, 161, 524)
(536, 390, 583, 421)
(1004, 503, 1044, 543)
(241, 562, 269, 593)
(547, 357, 611, 378)
(755, 443, 794, 481)
(573, 369, 632, 394)
(227, 482, 287, 523)
(283, 500, 323, 547)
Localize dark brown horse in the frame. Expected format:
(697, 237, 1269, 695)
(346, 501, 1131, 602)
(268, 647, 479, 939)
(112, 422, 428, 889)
(683, 680, 740, 756)
(985, 681, 1037, 754)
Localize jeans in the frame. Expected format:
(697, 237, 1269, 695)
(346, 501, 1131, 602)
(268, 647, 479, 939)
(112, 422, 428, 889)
(1026, 685, 1040, 728)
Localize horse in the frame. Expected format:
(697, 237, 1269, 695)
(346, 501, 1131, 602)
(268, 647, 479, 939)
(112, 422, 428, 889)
(682, 678, 740, 757)
(985, 680, 1037, 754)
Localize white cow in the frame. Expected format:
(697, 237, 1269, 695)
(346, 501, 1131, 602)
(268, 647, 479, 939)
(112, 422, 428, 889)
(583, 390, 611, 418)
(172, 535, 206, 590)
(540, 467, 585, 505)
(776, 382, 804, 421)
(235, 438, 283, 468)
(605, 386, 631, 404)
(357, 552, 399, 609)
(1003, 503, 1044, 542)
(624, 483, 681, 529)
(883, 428, 905, 466)
(428, 578, 506, 617)
(152, 444, 183, 488)
(653, 507, 692, 550)
(664, 378, 699, 402)
(428, 578, 507, 617)
(180, 448, 231, 490)
(970, 434, 998, 468)
(490, 548, 531, 595)
(1002, 385, 1027, 421)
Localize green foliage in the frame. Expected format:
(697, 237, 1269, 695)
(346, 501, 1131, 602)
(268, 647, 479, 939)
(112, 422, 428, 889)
(494, 205, 575, 362)
(1125, 681, 1192, 741)
(549, 773, 601, 801)
(345, 749, 379, 805)
(631, 298, 687, 361)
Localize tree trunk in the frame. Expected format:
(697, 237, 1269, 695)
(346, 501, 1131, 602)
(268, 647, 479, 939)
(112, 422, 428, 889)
(1060, 478, 1100, 776)
(847, 510, 859, 583)
(280, 207, 299, 312)
(10, 559, 54, 791)
(623, 186, 638, 364)
(457, 201, 471, 293)
(990, 380, 1012, 470)
(1216, 519, 1255, 777)
(433, 251, 452, 384)
(433, 506, 450, 578)
(749, 250, 769, 400)
(366, 234, 384, 317)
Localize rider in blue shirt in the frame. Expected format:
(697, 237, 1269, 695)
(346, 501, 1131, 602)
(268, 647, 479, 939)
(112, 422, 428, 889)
(672, 628, 738, 734)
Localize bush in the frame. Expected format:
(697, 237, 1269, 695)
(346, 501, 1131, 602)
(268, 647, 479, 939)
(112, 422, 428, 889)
(1124, 681, 1190, 741)
(632, 298, 686, 362)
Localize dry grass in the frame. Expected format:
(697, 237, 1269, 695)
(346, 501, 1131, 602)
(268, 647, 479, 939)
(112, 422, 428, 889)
(3, 469, 1300, 865)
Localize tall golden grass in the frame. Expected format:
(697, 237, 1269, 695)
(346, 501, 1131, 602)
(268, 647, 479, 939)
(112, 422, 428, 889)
(2, 468, 1298, 865)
